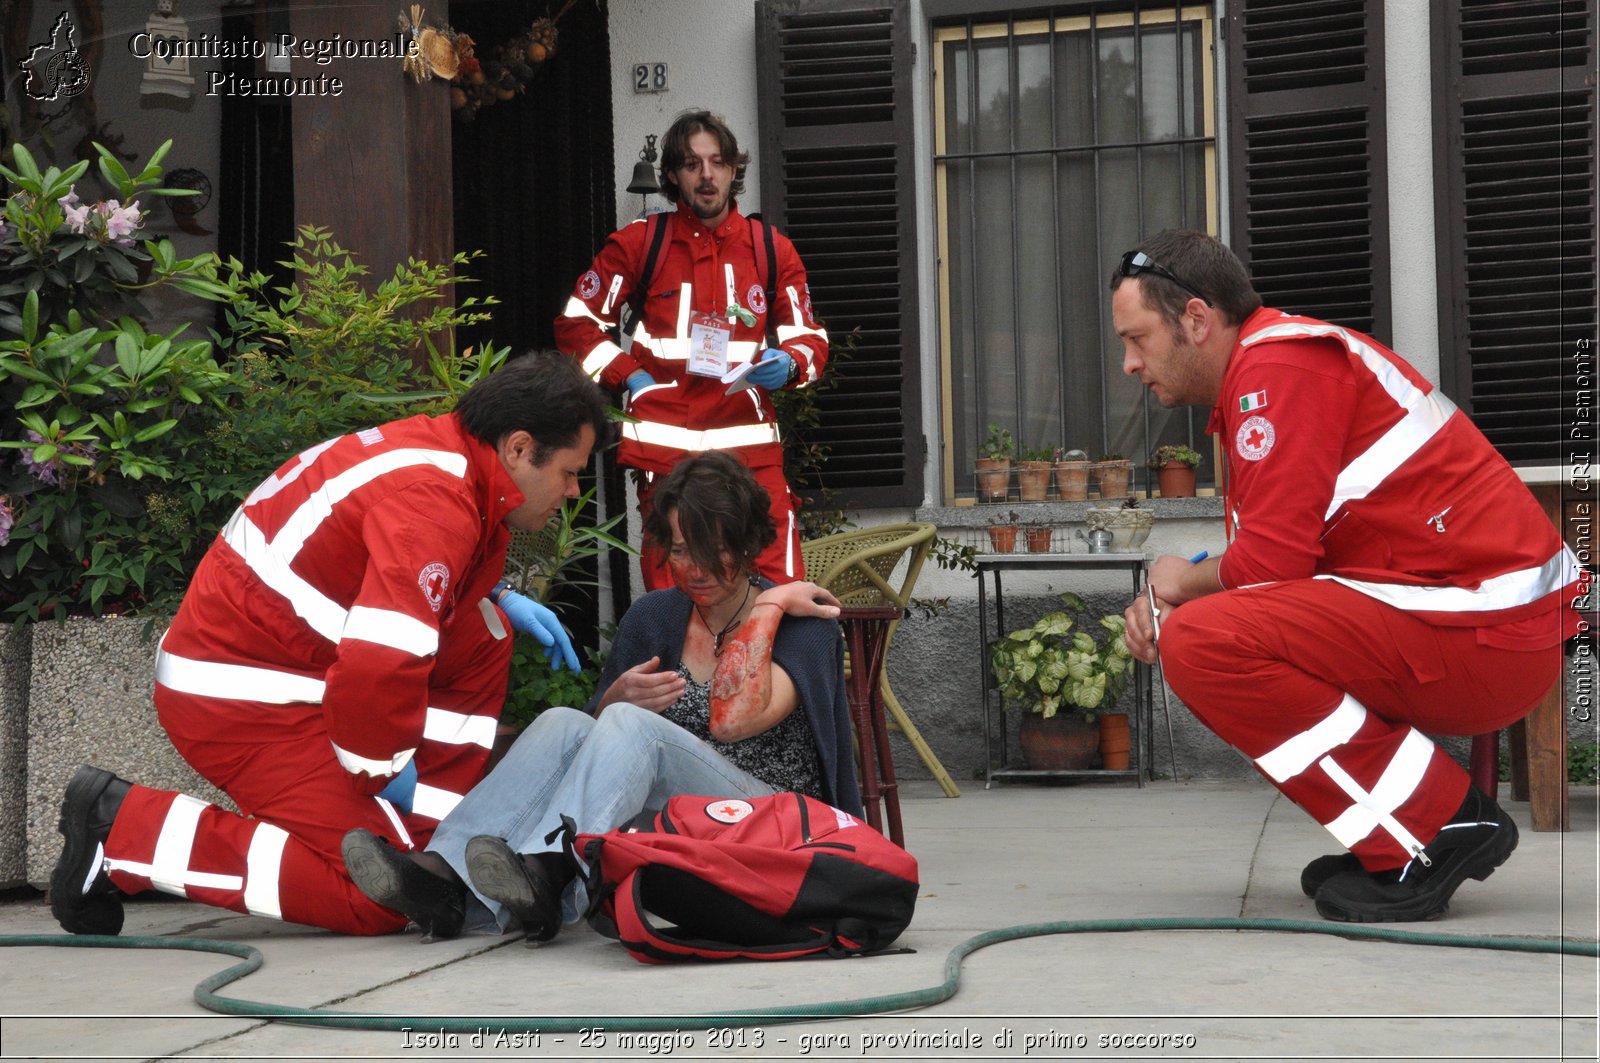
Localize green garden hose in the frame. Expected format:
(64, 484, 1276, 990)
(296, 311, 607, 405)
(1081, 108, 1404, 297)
(3, 917, 1595, 1034)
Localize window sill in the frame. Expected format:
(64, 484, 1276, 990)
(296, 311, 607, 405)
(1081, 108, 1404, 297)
(915, 495, 1224, 528)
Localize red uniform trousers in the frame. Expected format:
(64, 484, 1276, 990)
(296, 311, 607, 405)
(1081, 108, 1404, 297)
(101, 607, 512, 935)
(635, 464, 804, 591)
(1159, 580, 1561, 870)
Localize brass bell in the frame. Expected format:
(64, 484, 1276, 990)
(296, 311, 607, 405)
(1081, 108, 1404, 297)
(627, 135, 659, 196)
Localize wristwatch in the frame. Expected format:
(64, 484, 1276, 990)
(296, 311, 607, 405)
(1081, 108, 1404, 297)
(785, 355, 802, 387)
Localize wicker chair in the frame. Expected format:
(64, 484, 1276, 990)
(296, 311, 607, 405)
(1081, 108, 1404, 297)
(802, 522, 961, 798)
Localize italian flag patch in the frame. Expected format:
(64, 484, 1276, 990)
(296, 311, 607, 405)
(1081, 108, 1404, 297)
(1238, 390, 1268, 413)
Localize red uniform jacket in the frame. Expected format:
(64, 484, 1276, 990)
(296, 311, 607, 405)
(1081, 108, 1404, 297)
(155, 412, 518, 799)
(1211, 308, 1582, 648)
(554, 200, 828, 473)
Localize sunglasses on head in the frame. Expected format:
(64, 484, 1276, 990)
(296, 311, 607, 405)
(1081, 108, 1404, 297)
(1116, 250, 1212, 307)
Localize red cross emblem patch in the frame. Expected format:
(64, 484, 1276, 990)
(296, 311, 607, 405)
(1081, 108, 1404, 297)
(1236, 415, 1276, 462)
(704, 798, 755, 824)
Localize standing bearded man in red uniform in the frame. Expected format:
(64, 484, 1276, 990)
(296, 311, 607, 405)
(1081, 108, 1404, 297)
(50, 353, 609, 937)
(555, 109, 827, 590)
(1113, 230, 1584, 923)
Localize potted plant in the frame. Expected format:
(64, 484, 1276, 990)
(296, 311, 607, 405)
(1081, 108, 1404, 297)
(1093, 452, 1132, 499)
(975, 423, 1013, 502)
(1023, 520, 1054, 553)
(1149, 443, 1203, 498)
(1053, 447, 1091, 501)
(1084, 497, 1155, 552)
(986, 510, 1020, 553)
(988, 593, 1133, 769)
(1015, 444, 1054, 502)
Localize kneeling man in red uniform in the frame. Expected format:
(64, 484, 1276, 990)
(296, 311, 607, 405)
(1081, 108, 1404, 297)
(1112, 230, 1584, 922)
(50, 353, 608, 936)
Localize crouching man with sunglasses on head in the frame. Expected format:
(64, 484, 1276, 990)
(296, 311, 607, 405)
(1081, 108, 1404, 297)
(1112, 229, 1583, 923)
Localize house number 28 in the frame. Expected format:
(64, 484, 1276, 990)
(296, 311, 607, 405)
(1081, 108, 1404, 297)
(632, 62, 668, 93)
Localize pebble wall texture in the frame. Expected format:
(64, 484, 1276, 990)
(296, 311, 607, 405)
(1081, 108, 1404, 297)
(24, 618, 233, 888)
(0, 627, 31, 887)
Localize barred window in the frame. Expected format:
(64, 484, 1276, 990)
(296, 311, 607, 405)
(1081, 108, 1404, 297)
(934, 6, 1218, 501)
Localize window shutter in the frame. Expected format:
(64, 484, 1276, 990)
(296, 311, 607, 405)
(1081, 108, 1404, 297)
(1433, 0, 1596, 464)
(755, 0, 922, 508)
(1225, 0, 1391, 341)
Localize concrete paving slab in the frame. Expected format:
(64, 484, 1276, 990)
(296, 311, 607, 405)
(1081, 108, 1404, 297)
(0, 780, 1594, 1062)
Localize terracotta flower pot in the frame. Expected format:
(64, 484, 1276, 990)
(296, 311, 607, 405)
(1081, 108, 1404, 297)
(1024, 526, 1054, 553)
(986, 524, 1018, 553)
(1095, 460, 1132, 499)
(975, 458, 1011, 503)
(1156, 463, 1197, 498)
(1018, 713, 1099, 770)
(1054, 460, 1090, 500)
(1016, 461, 1052, 502)
(1098, 713, 1131, 771)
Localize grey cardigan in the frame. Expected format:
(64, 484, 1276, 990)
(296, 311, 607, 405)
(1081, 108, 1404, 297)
(585, 586, 863, 817)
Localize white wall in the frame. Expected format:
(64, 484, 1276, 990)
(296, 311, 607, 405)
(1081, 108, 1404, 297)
(607, 1, 763, 226)
(1383, 0, 1442, 383)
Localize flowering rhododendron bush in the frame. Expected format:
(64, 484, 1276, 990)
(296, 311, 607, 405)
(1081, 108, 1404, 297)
(0, 140, 234, 623)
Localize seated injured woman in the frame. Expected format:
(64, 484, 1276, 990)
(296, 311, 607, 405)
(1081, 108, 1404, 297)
(341, 449, 859, 943)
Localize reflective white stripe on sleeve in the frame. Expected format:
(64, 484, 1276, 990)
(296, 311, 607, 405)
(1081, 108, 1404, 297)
(332, 741, 416, 779)
(623, 419, 781, 452)
(410, 783, 464, 822)
(1318, 730, 1434, 855)
(343, 605, 439, 657)
(221, 509, 348, 643)
(1254, 694, 1366, 783)
(579, 337, 626, 378)
(242, 822, 290, 919)
(155, 645, 327, 705)
(1322, 545, 1580, 614)
(561, 294, 612, 329)
(424, 706, 497, 749)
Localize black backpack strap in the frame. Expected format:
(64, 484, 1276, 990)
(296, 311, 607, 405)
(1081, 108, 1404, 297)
(617, 211, 671, 345)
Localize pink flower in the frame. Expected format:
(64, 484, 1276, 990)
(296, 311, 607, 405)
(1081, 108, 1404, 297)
(62, 201, 91, 234)
(102, 199, 145, 243)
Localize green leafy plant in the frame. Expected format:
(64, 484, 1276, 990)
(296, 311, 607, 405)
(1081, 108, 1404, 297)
(979, 424, 1015, 461)
(988, 592, 1132, 722)
(1020, 444, 1055, 462)
(1148, 443, 1203, 469)
(502, 638, 605, 730)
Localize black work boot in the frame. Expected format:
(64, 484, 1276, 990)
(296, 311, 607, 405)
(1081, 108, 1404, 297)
(1300, 852, 1362, 898)
(465, 835, 572, 946)
(1314, 785, 1519, 923)
(341, 829, 466, 942)
(51, 765, 133, 936)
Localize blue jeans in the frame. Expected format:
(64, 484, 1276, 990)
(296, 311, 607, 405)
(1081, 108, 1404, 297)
(427, 704, 777, 932)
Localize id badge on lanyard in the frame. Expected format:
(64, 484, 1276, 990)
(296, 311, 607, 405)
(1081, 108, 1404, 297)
(687, 262, 742, 379)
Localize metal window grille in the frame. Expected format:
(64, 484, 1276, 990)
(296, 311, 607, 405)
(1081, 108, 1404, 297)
(933, 3, 1218, 501)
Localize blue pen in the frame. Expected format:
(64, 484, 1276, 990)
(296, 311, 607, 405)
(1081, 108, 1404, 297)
(1188, 550, 1209, 564)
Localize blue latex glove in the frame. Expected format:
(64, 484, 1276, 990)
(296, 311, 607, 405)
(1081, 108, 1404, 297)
(746, 349, 793, 391)
(498, 587, 581, 673)
(625, 370, 657, 396)
(377, 760, 417, 814)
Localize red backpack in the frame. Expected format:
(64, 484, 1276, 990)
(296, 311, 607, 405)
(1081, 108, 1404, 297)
(561, 792, 919, 964)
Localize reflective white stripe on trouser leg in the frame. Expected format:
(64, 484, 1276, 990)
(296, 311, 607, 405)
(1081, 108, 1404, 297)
(1254, 694, 1367, 783)
(242, 822, 290, 919)
(104, 794, 244, 895)
(1318, 728, 1435, 858)
(376, 796, 414, 849)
